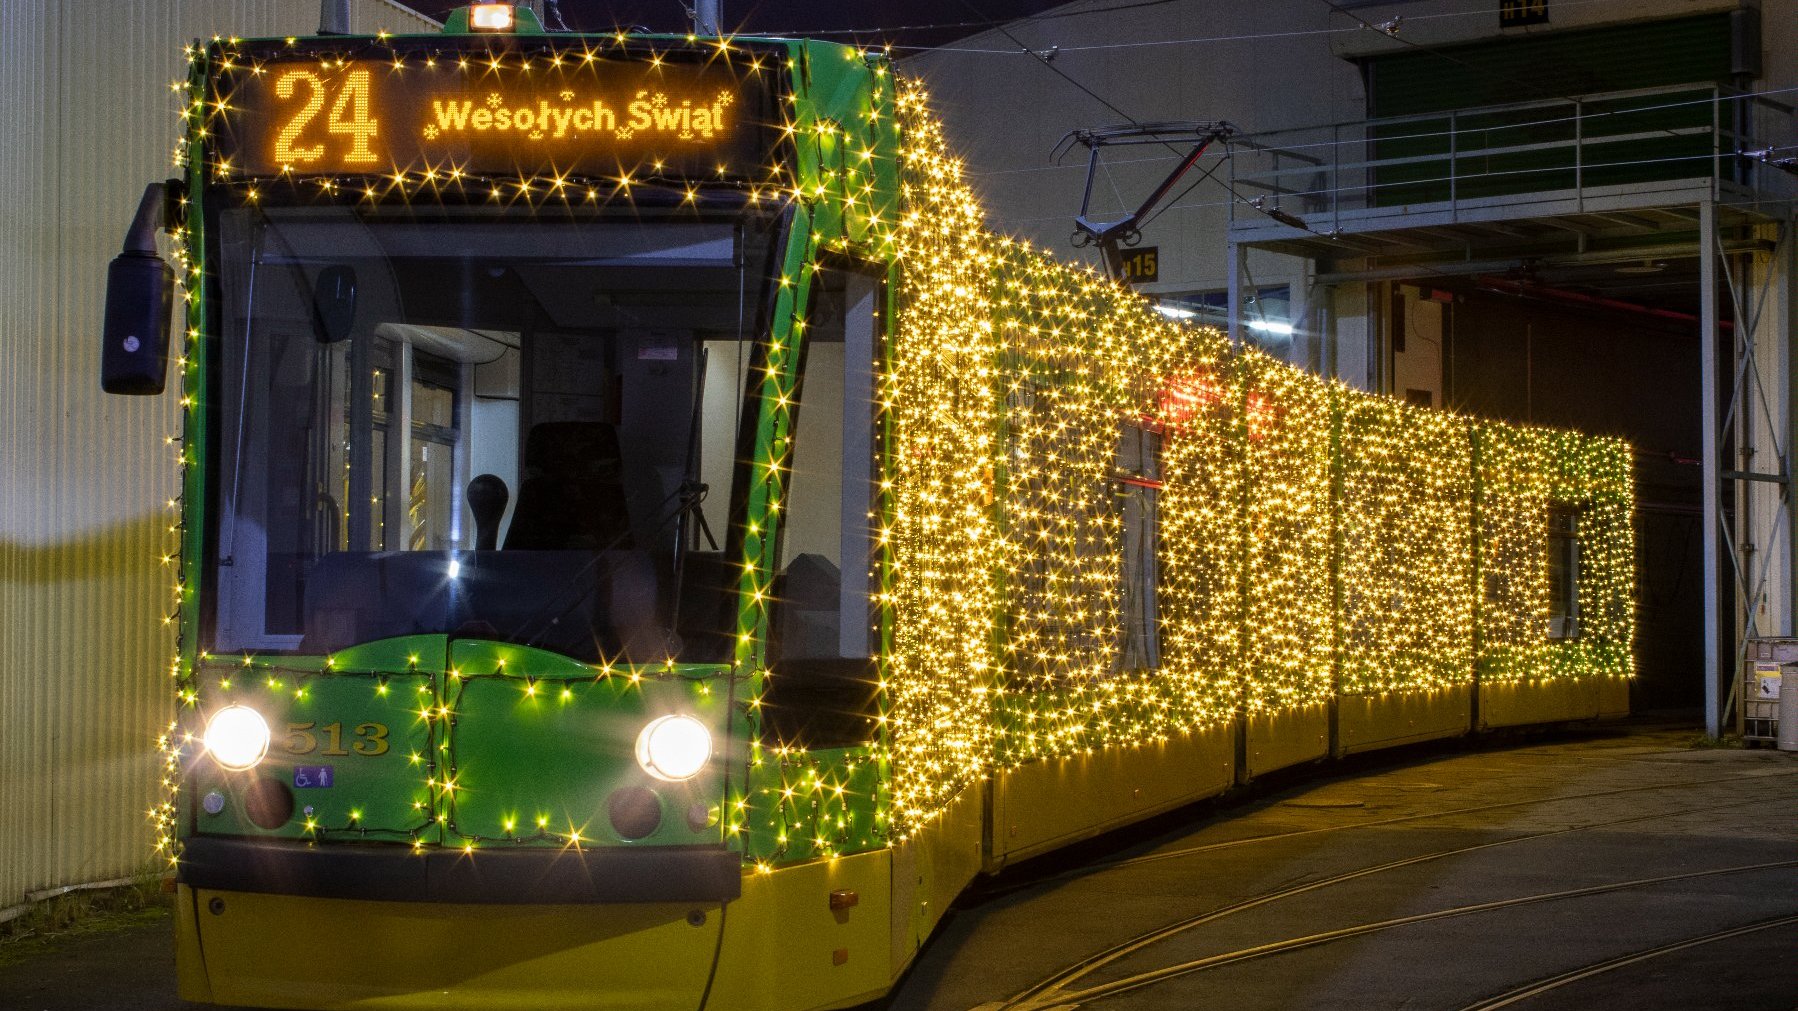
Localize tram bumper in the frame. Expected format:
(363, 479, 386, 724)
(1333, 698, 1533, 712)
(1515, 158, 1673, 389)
(178, 836, 741, 904)
(176, 839, 740, 1010)
(176, 843, 897, 1011)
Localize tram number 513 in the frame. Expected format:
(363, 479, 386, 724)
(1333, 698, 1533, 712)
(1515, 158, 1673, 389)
(285, 721, 390, 757)
(272, 68, 380, 167)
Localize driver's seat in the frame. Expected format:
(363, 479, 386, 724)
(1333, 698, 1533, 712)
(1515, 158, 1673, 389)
(503, 421, 632, 550)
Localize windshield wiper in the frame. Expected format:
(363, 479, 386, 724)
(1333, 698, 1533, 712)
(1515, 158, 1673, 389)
(666, 346, 718, 638)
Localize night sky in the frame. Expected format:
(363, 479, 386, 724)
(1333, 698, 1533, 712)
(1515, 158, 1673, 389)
(410, 0, 1069, 50)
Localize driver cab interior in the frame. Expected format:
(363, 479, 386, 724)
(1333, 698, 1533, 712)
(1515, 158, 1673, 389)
(211, 205, 773, 664)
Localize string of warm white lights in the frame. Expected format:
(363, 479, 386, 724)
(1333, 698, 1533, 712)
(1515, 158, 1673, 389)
(1336, 387, 1475, 694)
(150, 38, 1632, 869)
(151, 47, 213, 870)
(885, 78, 1634, 833)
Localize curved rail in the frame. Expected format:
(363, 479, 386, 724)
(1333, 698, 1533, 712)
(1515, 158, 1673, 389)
(982, 767, 1798, 899)
(1456, 913, 1798, 1011)
(1025, 860, 1798, 1008)
(973, 768, 1798, 1011)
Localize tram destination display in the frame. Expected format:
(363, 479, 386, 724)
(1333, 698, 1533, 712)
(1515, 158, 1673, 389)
(213, 47, 782, 181)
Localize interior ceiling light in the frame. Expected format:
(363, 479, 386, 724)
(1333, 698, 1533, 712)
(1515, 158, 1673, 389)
(1614, 260, 1667, 275)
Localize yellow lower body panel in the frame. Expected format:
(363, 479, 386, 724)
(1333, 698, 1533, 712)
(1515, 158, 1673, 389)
(889, 781, 984, 974)
(1598, 674, 1631, 718)
(709, 849, 893, 1011)
(1245, 704, 1329, 779)
(178, 849, 895, 1011)
(988, 726, 1233, 871)
(1479, 676, 1602, 729)
(1336, 687, 1472, 756)
(180, 883, 725, 1010)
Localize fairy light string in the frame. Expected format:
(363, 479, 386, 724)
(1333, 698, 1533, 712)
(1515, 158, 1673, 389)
(151, 39, 1633, 870)
(885, 78, 1633, 833)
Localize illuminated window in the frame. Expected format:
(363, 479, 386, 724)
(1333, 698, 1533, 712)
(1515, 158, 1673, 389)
(1005, 372, 1116, 687)
(1548, 506, 1581, 640)
(402, 358, 460, 551)
(366, 355, 461, 552)
(1156, 285, 1291, 349)
(1116, 423, 1162, 672)
(762, 264, 883, 747)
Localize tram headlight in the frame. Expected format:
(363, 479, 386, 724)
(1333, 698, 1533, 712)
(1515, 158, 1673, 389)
(635, 715, 711, 782)
(203, 705, 271, 772)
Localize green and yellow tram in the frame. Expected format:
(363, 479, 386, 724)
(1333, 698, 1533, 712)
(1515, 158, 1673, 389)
(99, 6, 1634, 1008)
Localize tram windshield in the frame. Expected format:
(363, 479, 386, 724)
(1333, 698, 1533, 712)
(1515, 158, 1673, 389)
(208, 205, 782, 663)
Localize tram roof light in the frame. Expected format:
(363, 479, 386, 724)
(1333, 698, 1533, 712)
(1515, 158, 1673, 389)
(469, 4, 516, 31)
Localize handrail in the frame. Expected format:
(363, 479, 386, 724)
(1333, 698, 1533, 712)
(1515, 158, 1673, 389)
(1232, 125, 1715, 185)
(1238, 86, 1731, 158)
(1245, 82, 1788, 140)
(1227, 82, 1791, 229)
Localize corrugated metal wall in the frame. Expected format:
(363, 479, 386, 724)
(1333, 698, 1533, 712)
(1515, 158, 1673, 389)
(0, 0, 435, 917)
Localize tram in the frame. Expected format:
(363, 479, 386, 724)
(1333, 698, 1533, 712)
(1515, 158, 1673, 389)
(98, 6, 1634, 1009)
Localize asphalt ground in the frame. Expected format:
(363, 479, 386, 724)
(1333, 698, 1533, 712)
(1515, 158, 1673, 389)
(880, 720, 1798, 1011)
(3, 719, 1793, 1011)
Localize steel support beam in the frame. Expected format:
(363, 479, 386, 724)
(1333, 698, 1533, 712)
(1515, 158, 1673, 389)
(1226, 241, 1243, 348)
(1700, 200, 1723, 739)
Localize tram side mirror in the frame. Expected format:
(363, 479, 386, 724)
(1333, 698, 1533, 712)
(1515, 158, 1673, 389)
(311, 265, 358, 343)
(100, 182, 175, 395)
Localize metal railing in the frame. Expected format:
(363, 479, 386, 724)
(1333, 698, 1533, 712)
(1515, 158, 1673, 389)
(1228, 84, 1796, 233)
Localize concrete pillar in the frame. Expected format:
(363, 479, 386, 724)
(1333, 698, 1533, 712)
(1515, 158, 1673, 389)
(1330, 283, 1371, 390)
(1740, 222, 1794, 640)
(1721, 220, 1797, 742)
(1778, 220, 1797, 640)
(1289, 268, 1313, 369)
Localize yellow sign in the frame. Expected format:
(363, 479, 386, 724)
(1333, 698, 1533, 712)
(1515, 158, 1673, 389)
(422, 86, 735, 143)
(218, 50, 776, 181)
(1118, 246, 1158, 284)
(271, 69, 380, 166)
(285, 721, 390, 757)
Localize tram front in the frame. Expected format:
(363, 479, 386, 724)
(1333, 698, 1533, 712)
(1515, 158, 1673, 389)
(99, 11, 870, 1007)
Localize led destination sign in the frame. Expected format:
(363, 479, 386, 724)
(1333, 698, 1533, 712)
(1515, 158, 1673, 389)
(216, 50, 781, 182)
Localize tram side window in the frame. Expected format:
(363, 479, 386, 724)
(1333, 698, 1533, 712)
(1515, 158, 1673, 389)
(1116, 423, 1162, 672)
(762, 267, 882, 747)
(1547, 506, 1580, 640)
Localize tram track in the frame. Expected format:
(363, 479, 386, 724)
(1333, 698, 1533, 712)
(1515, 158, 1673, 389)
(992, 790, 1784, 1009)
(996, 859, 1798, 1009)
(1454, 913, 1798, 1011)
(983, 766, 1798, 897)
(971, 775, 1797, 1011)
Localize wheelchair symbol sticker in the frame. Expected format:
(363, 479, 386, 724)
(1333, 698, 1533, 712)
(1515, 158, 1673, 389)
(293, 765, 335, 788)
